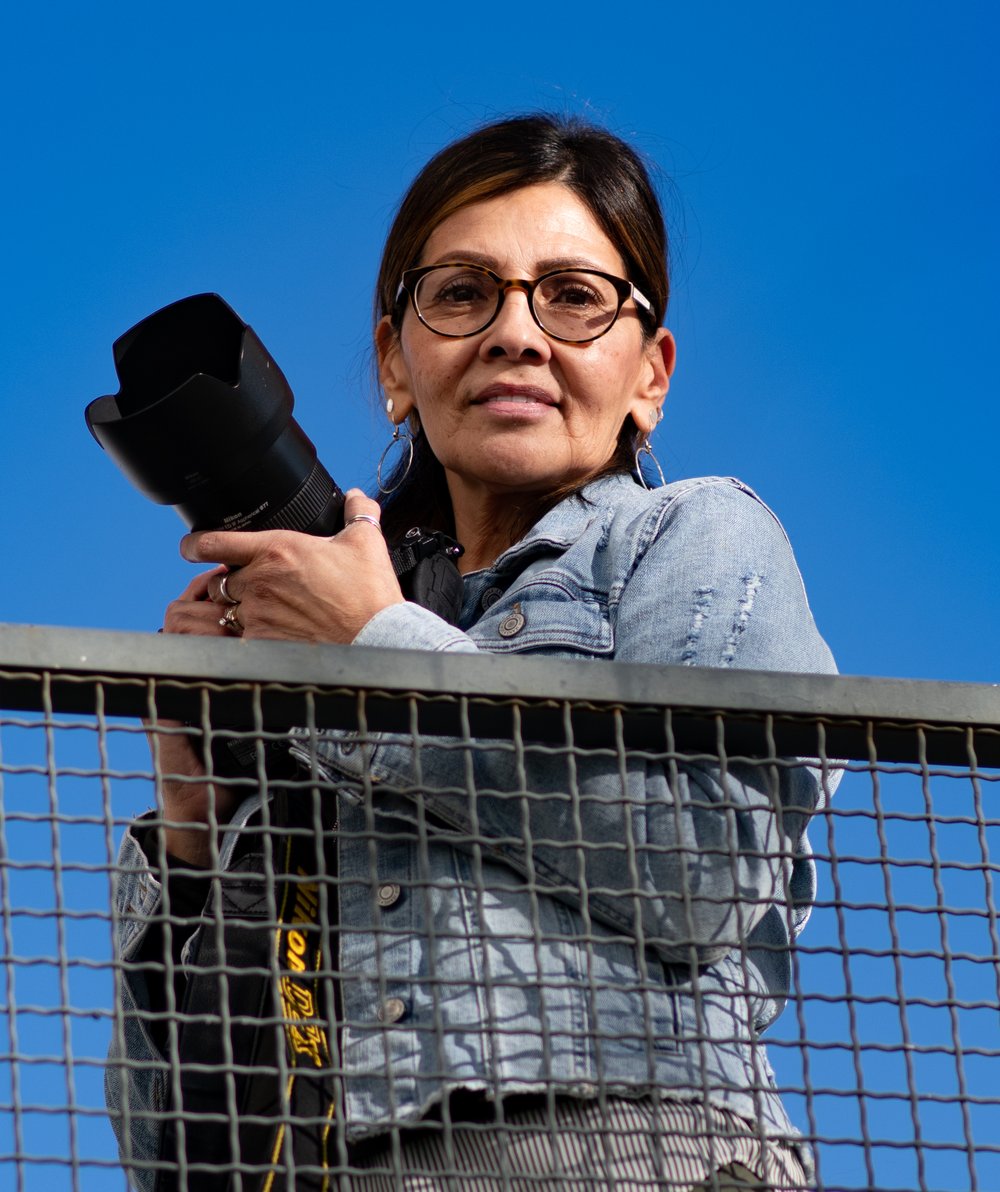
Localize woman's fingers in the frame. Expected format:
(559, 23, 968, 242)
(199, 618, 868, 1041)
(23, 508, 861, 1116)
(162, 566, 233, 635)
(178, 565, 227, 602)
(181, 528, 278, 568)
(182, 490, 384, 564)
(206, 567, 239, 606)
(163, 596, 232, 636)
(341, 489, 384, 534)
(170, 490, 404, 644)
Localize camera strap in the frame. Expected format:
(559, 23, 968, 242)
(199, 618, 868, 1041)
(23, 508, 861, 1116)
(156, 527, 462, 1188)
(157, 787, 339, 1192)
(388, 527, 464, 624)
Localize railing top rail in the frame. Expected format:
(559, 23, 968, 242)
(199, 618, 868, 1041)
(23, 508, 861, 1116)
(0, 622, 996, 1191)
(1, 621, 998, 766)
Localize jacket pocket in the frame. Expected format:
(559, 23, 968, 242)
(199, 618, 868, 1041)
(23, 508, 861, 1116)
(474, 575, 613, 656)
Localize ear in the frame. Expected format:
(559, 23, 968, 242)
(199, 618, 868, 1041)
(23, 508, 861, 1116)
(629, 328, 676, 432)
(375, 316, 417, 421)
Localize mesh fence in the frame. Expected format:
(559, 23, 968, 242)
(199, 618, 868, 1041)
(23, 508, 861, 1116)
(0, 626, 997, 1191)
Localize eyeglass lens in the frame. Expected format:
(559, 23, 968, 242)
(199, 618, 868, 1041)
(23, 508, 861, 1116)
(413, 266, 623, 340)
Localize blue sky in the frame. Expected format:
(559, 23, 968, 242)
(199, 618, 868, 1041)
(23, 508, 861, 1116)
(2, 2, 997, 683)
(0, 3, 997, 1189)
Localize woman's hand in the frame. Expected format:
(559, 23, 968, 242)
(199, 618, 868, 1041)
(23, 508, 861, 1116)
(151, 490, 402, 865)
(180, 489, 405, 645)
(148, 566, 237, 865)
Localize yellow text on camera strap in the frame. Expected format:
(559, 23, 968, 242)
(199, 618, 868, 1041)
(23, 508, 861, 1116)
(263, 845, 336, 1192)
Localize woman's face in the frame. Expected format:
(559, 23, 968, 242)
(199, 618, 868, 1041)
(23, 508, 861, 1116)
(377, 183, 675, 505)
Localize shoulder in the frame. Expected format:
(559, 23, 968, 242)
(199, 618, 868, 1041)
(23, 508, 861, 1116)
(579, 474, 794, 570)
(587, 477, 834, 674)
(652, 476, 794, 556)
(580, 473, 784, 521)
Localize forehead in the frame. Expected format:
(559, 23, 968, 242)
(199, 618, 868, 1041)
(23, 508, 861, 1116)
(419, 182, 625, 274)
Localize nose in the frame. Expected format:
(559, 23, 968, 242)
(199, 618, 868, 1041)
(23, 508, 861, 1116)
(478, 284, 552, 362)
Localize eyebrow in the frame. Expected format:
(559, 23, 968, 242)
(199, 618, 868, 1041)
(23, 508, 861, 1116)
(423, 250, 617, 275)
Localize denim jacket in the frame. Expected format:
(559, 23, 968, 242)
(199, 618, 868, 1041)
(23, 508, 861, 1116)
(107, 474, 838, 1186)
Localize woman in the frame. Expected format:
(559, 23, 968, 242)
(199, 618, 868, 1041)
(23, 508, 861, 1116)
(109, 115, 837, 1191)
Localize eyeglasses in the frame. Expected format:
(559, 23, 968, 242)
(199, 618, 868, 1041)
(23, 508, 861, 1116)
(395, 263, 654, 344)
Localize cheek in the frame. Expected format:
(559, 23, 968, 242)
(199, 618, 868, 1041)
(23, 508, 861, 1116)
(575, 348, 642, 411)
(403, 345, 471, 413)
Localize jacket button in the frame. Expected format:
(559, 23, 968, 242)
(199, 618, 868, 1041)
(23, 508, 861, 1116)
(481, 585, 503, 611)
(376, 882, 401, 907)
(497, 601, 526, 638)
(378, 997, 406, 1024)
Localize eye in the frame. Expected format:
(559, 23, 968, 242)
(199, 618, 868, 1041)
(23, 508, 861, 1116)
(539, 273, 611, 311)
(424, 269, 494, 307)
(553, 283, 600, 306)
(440, 281, 488, 304)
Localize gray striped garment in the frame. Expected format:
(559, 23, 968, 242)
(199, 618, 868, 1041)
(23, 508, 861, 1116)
(347, 1096, 809, 1191)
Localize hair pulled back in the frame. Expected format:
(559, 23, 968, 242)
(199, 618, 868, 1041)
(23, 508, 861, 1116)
(375, 114, 670, 539)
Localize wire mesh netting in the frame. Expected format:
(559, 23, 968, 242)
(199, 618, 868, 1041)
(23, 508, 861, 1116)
(0, 628, 997, 1191)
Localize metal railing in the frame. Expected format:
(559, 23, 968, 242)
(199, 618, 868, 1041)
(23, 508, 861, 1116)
(0, 623, 997, 1191)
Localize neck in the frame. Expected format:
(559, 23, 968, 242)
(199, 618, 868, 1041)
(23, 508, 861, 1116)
(453, 503, 526, 574)
(448, 476, 553, 574)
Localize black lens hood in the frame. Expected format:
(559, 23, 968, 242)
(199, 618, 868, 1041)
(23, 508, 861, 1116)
(85, 294, 345, 535)
(86, 294, 298, 507)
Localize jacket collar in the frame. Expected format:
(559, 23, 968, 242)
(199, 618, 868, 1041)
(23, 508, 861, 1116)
(472, 472, 639, 578)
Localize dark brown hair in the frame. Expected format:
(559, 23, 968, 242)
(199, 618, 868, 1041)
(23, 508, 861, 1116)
(375, 113, 670, 541)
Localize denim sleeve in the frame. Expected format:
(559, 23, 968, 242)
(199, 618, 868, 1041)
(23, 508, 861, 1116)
(329, 480, 837, 965)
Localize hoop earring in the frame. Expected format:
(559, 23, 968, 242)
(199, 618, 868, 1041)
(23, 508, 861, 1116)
(634, 438, 666, 490)
(377, 422, 415, 495)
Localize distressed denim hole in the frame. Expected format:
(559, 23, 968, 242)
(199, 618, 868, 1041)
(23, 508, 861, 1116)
(682, 587, 716, 665)
(720, 573, 763, 666)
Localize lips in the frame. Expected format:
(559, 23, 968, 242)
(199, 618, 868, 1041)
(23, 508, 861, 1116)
(472, 383, 558, 407)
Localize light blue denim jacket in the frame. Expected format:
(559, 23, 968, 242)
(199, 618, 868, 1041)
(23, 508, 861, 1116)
(108, 474, 838, 1185)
